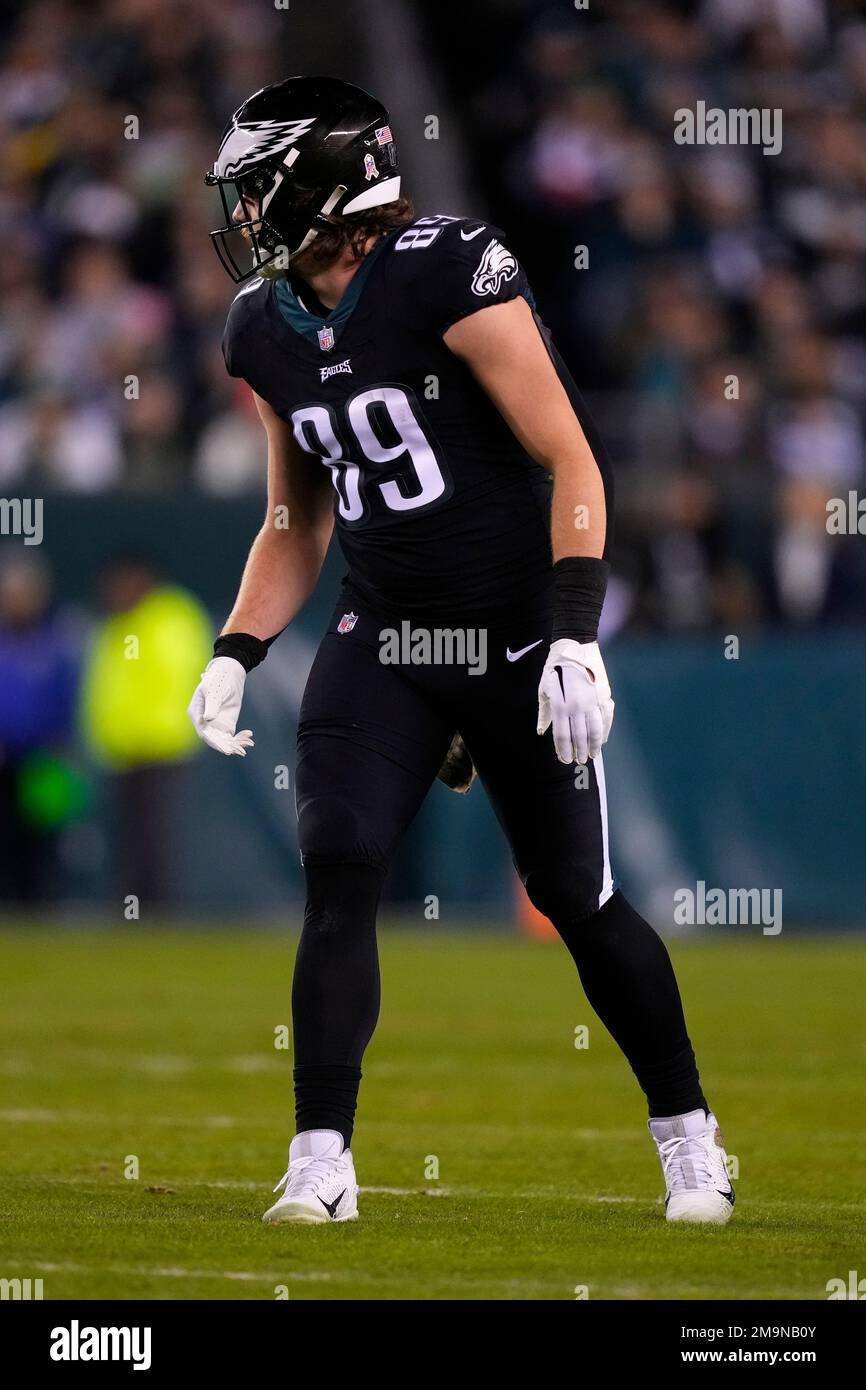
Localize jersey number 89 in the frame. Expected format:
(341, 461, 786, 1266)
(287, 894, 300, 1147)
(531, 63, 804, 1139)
(291, 386, 449, 522)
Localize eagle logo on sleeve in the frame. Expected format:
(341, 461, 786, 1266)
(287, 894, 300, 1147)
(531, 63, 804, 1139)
(471, 238, 518, 297)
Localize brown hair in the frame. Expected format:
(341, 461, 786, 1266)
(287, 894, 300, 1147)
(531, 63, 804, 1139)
(301, 195, 416, 268)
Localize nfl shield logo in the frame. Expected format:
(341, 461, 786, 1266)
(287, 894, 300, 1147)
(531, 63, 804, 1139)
(337, 612, 358, 634)
(317, 325, 335, 352)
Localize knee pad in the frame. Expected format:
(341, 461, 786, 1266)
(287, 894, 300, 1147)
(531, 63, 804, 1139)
(297, 794, 383, 868)
(524, 860, 601, 927)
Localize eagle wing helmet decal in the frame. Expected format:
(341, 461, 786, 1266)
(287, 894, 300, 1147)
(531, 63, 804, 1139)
(214, 116, 317, 180)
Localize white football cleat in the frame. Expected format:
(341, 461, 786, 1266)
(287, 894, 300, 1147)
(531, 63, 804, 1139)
(262, 1129, 359, 1225)
(649, 1108, 735, 1224)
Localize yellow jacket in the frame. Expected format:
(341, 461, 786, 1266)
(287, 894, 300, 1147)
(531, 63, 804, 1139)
(81, 586, 212, 770)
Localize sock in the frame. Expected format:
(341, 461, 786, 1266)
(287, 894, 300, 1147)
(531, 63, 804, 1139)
(554, 890, 708, 1117)
(289, 1129, 344, 1160)
(291, 861, 384, 1147)
(648, 1108, 712, 1144)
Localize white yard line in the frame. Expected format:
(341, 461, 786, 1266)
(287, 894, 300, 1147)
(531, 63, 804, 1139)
(25, 1173, 645, 1204)
(0, 1054, 286, 1076)
(360, 1185, 454, 1196)
(32, 1261, 334, 1283)
(0, 1109, 641, 1142)
(28, 1259, 578, 1296)
(0, 1108, 242, 1128)
(35, 1176, 265, 1191)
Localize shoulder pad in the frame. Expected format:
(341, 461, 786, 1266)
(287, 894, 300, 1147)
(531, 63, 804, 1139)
(222, 277, 270, 376)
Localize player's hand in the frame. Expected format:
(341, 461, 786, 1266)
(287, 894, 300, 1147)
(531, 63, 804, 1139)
(537, 639, 614, 765)
(187, 657, 255, 757)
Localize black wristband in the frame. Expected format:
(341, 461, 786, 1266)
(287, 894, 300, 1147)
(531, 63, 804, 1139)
(552, 556, 610, 643)
(213, 632, 272, 674)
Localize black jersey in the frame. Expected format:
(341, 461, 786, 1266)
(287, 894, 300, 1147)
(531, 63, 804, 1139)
(222, 214, 612, 616)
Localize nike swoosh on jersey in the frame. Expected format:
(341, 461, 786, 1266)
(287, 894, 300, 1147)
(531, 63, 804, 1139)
(460, 225, 487, 240)
(506, 640, 543, 662)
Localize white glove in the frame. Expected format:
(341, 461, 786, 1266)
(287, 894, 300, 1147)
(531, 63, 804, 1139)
(537, 638, 615, 765)
(187, 656, 254, 757)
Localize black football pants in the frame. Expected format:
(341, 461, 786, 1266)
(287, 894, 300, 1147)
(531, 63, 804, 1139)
(291, 585, 707, 1145)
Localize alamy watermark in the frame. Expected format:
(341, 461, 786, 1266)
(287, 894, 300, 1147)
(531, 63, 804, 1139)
(379, 623, 487, 675)
(674, 881, 782, 935)
(50, 1321, 152, 1370)
(674, 101, 782, 157)
(827, 1270, 866, 1299)
(1, 1276, 43, 1299)
(0, 497, 43, 545)
(826, 491, 866, 534)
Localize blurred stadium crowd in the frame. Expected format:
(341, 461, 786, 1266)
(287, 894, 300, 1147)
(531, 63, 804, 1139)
(1, 0, 864, 631)
(0, 0, 284, 498)
(1, 0, 866, 905)
(422, 0, 866, 629)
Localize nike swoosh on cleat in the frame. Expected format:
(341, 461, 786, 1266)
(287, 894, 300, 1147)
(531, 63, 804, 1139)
(318, 1189, 346, 1219)
(460, 225, 487, 240)
(506, 640, 543, 662)
(719, 1188, 736, 1206)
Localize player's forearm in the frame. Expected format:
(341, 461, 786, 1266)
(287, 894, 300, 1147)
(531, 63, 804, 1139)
(549, 449, 607, 562)
(546, 452, 610, 645)
(222, 521, 330, 641)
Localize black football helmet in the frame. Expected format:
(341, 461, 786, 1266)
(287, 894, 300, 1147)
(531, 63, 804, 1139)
(205, 75, 400, 282)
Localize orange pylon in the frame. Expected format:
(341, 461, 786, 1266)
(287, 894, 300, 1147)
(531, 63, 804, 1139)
(516, 878, 558, 939)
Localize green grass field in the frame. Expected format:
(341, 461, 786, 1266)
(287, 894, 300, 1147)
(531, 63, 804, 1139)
(0, 925, 864, 1301)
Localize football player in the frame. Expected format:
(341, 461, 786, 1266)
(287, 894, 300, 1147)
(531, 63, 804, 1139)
(189, 76, 734, 1226)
